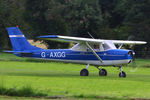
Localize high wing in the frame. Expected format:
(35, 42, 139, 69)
(38, 35, 147, 45)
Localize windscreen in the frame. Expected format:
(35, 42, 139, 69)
(103, 41, 116, 50)
(71, 43, 87, 51)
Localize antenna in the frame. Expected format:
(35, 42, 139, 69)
(87, 32, 94, 39)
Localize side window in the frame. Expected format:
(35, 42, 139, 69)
(99, 44, 104, 51)
(94, 45, 99, 49)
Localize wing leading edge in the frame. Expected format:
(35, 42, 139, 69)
(38, 35, 147, 45)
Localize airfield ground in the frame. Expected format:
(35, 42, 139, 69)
(0, 53, 150, 100)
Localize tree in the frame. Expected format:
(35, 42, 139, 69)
(0, 0, 26, 50)
(115, 0, 150, 56)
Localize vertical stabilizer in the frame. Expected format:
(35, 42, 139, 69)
(6, 27, 41, 51)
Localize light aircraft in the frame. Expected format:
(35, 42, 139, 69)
(5, 27, 147, 78)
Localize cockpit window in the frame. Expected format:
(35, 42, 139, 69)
(71, 41, 116, 52)
(71, 43, 87, 51)
(102, 41, 116, 50)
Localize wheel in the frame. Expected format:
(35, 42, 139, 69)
(80, 69, 89, 76)
(119, 71, 126, 78)
(99, 69, 107, 76)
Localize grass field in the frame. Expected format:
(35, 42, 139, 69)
(0, 53, 150, 100)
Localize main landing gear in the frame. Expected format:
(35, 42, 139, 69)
(80, 64, 107, 76)
(96, 67, 107, 76)
(80, 64, 89, 76)
(80, 69, 89, 76)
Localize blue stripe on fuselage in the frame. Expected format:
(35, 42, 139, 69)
(18, 49, 132, 61)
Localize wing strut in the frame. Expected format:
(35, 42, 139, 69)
(118, 44, 123, 49)
(85, 42, 103, 63)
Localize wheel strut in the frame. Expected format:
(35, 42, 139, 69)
(86, 64, 90, 69)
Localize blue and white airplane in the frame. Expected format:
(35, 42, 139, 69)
(5, 27, 147, 77)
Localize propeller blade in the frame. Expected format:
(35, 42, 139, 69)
(129, 51, 139, 72)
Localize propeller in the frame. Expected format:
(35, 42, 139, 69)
(128, 51, 139, 72)
(127, 35, 139, 72)
(118, 35, 139, 72)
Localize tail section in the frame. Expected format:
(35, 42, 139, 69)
(6, 27, 42, 51)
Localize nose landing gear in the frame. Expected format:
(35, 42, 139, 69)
(119, 66, 126, 78)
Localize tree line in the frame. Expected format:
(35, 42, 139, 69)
(0, 0, 149, 58)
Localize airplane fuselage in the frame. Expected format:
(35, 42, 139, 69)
(15, 49, 132, 66)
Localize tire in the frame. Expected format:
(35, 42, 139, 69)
(99, 69, 107, 76)
(119, 71, 126, 78)
(80, 69, 89, 76)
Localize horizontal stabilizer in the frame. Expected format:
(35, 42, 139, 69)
(3, 51, 33, 54)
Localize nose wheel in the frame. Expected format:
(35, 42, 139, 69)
(119, 71, 126, 77)
(119, 67, 126, 78)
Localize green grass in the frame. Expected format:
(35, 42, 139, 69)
(0, 84, 47, 97)
(0, 53, 150, 100)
